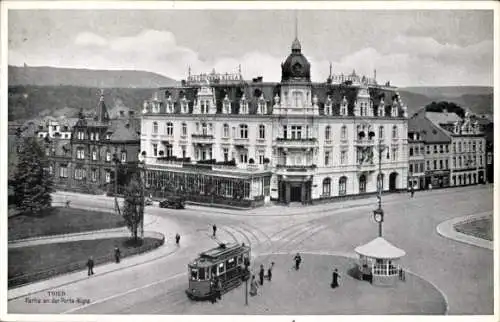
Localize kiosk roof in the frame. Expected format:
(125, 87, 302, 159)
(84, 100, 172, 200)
(354, 237, 406, 259)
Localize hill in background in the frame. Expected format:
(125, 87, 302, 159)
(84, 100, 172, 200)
(7, 65, 493, 121)
(399, 86, 493, 117)
(9, 65, 178, 88)
(8, 86, 153, 121)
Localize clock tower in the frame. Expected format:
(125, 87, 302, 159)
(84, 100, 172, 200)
(275, 34, 317, 116)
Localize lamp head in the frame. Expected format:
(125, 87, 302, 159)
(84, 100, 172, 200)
(373, 207, 384, 223)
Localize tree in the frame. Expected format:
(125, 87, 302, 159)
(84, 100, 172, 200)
(122, 174, 144, 243)
(425, 101, 465, 118)
(12, 137, 53, 214)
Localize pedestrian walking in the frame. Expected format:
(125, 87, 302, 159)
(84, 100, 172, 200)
(87, 256, 94, 276)
(114, 247, 121, 263)
(175, 233, 180, 246)
(399, 267, 406, 281)
(331, 268, 340, 288)
(209, 279, 217, 304)
(428, 183, 433, 191)
(410, 186, 415, 198)
(267, 262, 275, 281)
(212, 224, 217, 238)
(259, 264, 265, 285)
(249, 275, 258, 296)
(215, 277, 223, 301)
(294, 253, 302, 270)
(65, 200, 71, 208)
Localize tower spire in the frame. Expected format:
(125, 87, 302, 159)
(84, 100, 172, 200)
(295, 11, 298, 40)
(291, 11, 301, 52)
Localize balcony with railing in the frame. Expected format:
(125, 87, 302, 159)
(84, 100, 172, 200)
(275, 138, 318, 149)
(212, 163, 270, 173)
(275, 164, 317, 175)
(191, 134, 215, 144)
(354, 138, 376, 147)
(356, 161, 377, 171)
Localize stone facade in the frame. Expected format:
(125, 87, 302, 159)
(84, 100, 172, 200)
(140, 36, 409, 206)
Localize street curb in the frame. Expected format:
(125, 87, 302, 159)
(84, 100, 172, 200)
(256, 251, 449, 315)
(8, 227, 128, 245)
(7, 240, 178, 301)
(436, 212, 493, 250)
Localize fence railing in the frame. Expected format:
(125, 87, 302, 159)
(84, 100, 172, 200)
(8, 231, 165, 289)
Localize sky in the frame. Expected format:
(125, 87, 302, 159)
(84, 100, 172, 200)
(8, 9, 494, 87)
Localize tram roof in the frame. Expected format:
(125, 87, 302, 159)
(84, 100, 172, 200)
(198, 243, 249, 262)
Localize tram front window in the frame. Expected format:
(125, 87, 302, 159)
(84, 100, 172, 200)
(198, 267, 206, 280)
(190, 268, 198, 281)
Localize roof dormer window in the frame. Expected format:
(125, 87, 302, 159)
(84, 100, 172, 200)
(340, 97, 348, 116)
(258, 95, 266, 114)
(240, 94, 248, 115)
(325, 96, 332, 115)
(166, 96, 174, 113)
(223, 95, 231, 114)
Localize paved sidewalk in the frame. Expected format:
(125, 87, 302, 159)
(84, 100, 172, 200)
(436, 212, 493, 250)
(54, 184, 492, 217)
(7, 213, 198, 301)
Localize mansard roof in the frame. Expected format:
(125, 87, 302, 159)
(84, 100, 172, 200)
(150, 81, 404, 117)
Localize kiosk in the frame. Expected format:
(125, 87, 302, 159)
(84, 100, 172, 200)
(354, 237, 406, 286)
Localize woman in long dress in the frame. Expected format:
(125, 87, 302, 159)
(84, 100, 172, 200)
(249, 275, 258, 296)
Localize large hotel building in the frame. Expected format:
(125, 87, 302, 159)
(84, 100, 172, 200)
(140, 36, 409, 207)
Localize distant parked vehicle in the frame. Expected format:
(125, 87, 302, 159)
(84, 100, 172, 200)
(159, 196, 186, 209)
(144, 197, 153, 206)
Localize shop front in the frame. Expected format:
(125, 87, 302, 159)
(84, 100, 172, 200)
(424, 170, 450, 189)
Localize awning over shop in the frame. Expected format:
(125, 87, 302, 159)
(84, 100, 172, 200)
(354, 237, 406, 259)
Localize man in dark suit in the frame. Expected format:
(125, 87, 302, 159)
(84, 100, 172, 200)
(331, 268, 340, 288)
(87, 257, 95, 276)
(259, 264, 265, 285)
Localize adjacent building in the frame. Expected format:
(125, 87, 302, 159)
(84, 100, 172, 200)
(409, 109, 486, 189)
(140, 35, 409, 207)
(407, 130, 425, 190)
(43, 93, 141, 194)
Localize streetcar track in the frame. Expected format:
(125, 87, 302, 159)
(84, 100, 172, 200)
(234, 224, 260, 246)
(223, 225, 252, 248)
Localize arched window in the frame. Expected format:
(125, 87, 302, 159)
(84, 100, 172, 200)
(166, 122, 173, 136)
(223, 124, 230, 138)
(240, 124, 248, 139)
(325, 126, 331, 141)
(379, 126, 385, 140)
(322, 178, 331, 196)
(153, 122, 158, 134)
(341, 125, 347, 140)
(259, 124, 265, 139)
(339, 176, 347, 196)
(359, 175, 367, 193)
(292, 91, 303, 108)
(182, 123, 187, 136)
(392, 126, 398, 139)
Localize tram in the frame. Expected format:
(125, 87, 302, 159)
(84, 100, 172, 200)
(186, 242, 251, 301)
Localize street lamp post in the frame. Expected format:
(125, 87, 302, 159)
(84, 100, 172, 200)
(373, 141, 389, 237)
(245, 278, 248, 306)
